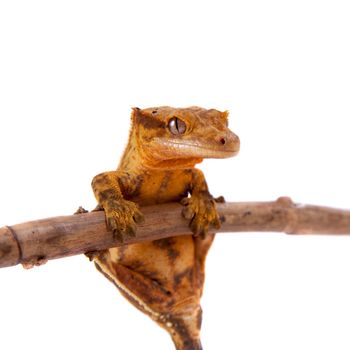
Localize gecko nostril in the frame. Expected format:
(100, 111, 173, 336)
(220, 137, 226, 145)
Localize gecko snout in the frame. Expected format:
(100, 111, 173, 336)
(216, 131, 240, 155)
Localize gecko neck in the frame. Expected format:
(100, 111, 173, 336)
(117, 127, 142, 172)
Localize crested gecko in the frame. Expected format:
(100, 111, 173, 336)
(91, 106, 240, 350)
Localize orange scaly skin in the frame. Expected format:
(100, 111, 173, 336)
(91, 107, 240, 350)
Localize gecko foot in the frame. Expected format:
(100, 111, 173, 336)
(181, 192, 221, 239)
(85, 250, 103, 261)
(103, 198, 144, 243)
(74, 206, 89, 214)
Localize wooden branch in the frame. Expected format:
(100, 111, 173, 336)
(1, 197, 350, 269)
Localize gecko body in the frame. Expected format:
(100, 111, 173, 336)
(92, 106, 240, 350)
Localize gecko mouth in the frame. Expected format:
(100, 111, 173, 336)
(152, 138, 240, 159)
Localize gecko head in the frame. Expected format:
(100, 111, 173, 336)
(132, 106, 240, 169)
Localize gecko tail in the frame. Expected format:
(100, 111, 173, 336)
(166, 307, 203, 350)
(172, 337, 203, 350)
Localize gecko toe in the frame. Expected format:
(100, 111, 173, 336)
(107, 217, 117, 231)
(133, 211, 145, 224)
(214, 195, 225, 203)
(113, 229, 124, 243)
(125, 224, 137, 238)
(190, 218, 208, 238)
(180, 197, 190, 206)
(212, 216, 221, 229)
(182, 206, 195, 220)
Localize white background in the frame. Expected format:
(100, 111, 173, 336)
(0, 1, 350, 349)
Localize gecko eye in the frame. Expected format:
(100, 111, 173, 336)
(168, 117, 187, 135)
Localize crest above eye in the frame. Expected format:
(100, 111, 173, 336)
(168, 117, 187, 135)
(222, 111, 229, 126)
(132, 107, 166, 129)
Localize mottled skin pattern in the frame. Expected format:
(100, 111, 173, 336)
(91, 107, 240, 350)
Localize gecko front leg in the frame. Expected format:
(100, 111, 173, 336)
(181, 169, 221, 238)
(92, 171, 144, 242)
